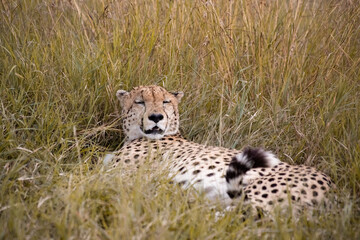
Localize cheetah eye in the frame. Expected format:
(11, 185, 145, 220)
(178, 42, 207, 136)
(163, 100, 171, 104)
(135, 100, 145, 105)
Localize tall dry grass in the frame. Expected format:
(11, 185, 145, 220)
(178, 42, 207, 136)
(1, 0, 359, 239)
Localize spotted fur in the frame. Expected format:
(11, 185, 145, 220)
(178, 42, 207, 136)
(241, 162, 334, 212)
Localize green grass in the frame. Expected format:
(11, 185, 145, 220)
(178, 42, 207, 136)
(1, 0, 360, 239)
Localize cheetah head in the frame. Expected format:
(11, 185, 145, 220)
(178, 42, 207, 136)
(116, 85, 184, 142)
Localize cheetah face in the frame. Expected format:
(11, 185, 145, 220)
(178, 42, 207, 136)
(116, 85, 184, 142)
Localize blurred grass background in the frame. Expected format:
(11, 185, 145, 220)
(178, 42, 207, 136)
(1, 0, 359, 239)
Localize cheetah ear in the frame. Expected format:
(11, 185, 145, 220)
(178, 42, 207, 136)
(116, 90, 130, 108)
(171, 91, 184, 102)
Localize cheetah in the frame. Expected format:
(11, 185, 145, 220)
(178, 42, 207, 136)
(104, 85, 334, 211)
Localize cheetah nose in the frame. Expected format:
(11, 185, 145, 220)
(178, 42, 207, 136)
(148, 113, 164, 123)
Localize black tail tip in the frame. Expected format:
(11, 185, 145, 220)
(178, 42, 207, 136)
(242, 147, 280, 168)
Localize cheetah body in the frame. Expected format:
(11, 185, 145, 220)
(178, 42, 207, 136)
(241, 162, 332, 211)
(107, 135, 241, 203)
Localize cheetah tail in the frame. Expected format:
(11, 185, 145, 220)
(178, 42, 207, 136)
(241, 147, 280, 168)
(225, 147, 280, 199)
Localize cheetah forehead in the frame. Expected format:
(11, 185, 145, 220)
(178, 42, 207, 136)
(127, 85, 183, 103)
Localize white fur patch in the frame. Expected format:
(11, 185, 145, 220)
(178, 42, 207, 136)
(264, 151, 281, 167)
(103, 153, 115, 166)
(234, 152, 253, 169)
(144, 133, 165, 140)
(226, 177, 243, 192)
